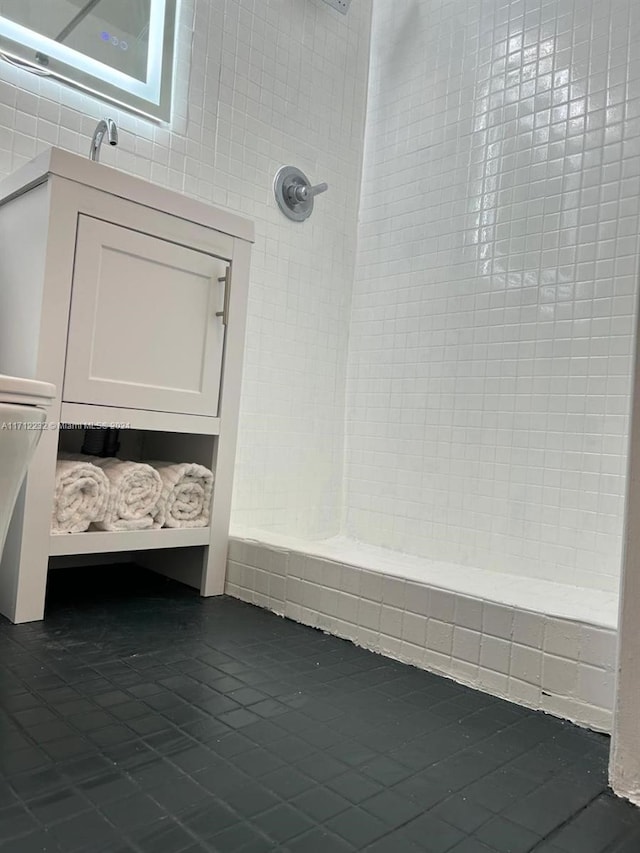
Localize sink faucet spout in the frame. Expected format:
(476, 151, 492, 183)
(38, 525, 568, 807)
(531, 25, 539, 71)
(89, 118, 118, 162)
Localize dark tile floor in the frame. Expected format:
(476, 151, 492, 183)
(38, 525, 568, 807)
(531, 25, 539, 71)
(0, 567, 638, 853)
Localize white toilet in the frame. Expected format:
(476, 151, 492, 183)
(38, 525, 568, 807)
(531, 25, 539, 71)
(0, 374, 56, 559)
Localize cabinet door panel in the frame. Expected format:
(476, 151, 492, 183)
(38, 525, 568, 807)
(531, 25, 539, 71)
(63, 216, 227, 416)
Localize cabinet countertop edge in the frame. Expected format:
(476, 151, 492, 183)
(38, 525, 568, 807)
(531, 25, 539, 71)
(0, 147, 255, 244)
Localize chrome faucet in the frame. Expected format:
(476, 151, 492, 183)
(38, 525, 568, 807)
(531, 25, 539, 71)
(89, 118, 118, 162)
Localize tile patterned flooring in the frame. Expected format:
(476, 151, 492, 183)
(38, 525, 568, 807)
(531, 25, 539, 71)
(0, 566, 638, 852)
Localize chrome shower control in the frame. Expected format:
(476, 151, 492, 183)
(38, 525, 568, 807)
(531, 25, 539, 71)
(274, 166, 328, 221)
(286, 181, 329, 204)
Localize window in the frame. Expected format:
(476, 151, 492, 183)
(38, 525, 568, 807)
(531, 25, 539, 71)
(0, 0, 177, 120)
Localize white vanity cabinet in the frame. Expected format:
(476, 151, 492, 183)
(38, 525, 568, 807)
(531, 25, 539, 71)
(0, 148, 253, 624)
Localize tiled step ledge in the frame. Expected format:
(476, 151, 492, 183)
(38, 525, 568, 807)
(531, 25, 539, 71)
(226, 530, 618, 733)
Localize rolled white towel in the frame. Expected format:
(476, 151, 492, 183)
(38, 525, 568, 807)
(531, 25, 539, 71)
(91, 458, 163, 531)
(149, 461, 214, 528)
(52, 455, 110, 534)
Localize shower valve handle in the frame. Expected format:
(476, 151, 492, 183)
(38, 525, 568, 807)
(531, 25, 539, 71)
(274, 166, 329, 221)
(286, 181, 328, 204)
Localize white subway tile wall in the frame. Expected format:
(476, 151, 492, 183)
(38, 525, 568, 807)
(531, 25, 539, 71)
(227, 537, 617, 732)
(220, 0, 370, 537)
(0, 0, 371, 538)
(346, 0, 640, 591)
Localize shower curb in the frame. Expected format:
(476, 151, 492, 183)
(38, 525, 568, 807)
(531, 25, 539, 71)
(226, 536, 617, 733)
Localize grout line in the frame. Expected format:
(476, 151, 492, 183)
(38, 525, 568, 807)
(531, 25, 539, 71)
(530, 790, 605, 851)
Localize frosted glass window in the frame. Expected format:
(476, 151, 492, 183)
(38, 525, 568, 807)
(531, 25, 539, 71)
(0, 0, 177, 120)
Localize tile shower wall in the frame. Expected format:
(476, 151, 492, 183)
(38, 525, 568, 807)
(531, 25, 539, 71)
(346, 0, 640, 591)
(0, 0, 371, 537)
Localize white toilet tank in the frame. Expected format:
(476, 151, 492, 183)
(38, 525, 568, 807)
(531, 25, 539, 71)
(0, 375, 55, 560)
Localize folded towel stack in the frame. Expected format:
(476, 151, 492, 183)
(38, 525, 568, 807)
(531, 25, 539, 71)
(92, 458, 163, 531)
(150, 461, 214, 529)
(52, 454, 110, 534)
(51, 455, 214, 533)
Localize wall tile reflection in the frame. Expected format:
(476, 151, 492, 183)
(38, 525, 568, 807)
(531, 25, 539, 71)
(347, 0, 640, 591)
